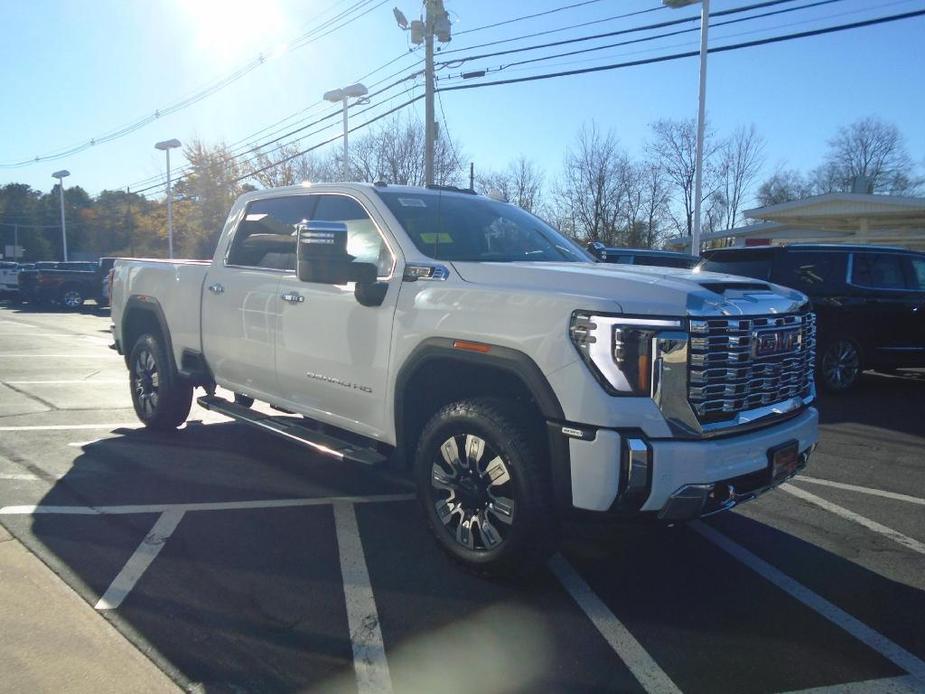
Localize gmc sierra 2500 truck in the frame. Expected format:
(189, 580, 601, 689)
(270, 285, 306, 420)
(111, 183, 818, 575)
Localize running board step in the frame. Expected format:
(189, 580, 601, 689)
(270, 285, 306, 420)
(197, 395, 387, 466)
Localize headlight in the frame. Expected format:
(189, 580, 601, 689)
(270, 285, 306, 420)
(569, 312, 684, 395)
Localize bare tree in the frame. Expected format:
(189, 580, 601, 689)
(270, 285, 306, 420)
(348, 115, 464, 186)
(818, 116, 918, 194)
(622, 161, 671, 248)
(244, 145, 338, 188)
(647, 118, 719, 237)
(756, 167, 814, 206)
(476, 157, 544, 212)
(713, 124, 765, 229)
(556, 122, 631, 245)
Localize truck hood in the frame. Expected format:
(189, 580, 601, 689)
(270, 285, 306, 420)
(450, 261, 808, 316)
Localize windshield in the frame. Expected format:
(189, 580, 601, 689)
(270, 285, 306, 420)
(377, 190, 591, 263)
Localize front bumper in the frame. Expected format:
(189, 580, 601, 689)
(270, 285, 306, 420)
(559, 406, 819, 520)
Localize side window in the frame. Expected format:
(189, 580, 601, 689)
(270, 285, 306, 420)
(227, 196, 315, 271)
(908, 257, 925, 291)
(774, 252, 846, 293)
(312, 195, 393, 277)
(850, 253, 908, 290)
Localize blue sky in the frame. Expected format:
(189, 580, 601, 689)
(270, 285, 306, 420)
(1, 0, 923, 198)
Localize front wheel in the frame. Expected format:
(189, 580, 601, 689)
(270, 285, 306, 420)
(415, 398, 554, 577)
(129, 333, 193, 430)
(819, 338, 862, 392)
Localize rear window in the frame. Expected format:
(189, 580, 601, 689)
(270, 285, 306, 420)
(774, 251, 847, 293)
(850, 253, 908, 289)
(910, 257, 925, 290)
(699, 251, 773, 280)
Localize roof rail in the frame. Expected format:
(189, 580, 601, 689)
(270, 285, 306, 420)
(425, 183, 477, 195)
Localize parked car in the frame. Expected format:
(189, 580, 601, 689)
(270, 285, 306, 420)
(19, 258, 116, 308)
(0, 261, 19, 297)
(587, 242, 699, 269)
(111, 183, 818, 575)
(698, 244, 925, 391)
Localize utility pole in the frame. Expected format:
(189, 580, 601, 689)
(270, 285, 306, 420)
(394, 1, 451, 187)
(13, 224, 18, 261)
(469, 162, 474, 190)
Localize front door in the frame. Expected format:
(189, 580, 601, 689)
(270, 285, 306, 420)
(275, 192, 401, 441)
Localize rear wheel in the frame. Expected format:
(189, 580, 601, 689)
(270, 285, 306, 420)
(60, 286, 85, 309)
(819, 338, 861, 392)
(415, 398, 554, 577)
(129, 333, 193, 430)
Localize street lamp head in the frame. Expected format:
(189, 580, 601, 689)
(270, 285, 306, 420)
(392, 7, 408, 29)
(663, 0, 700, 6)
(52, 170, 70, 179)
(323, 88, 345, 103)
(342, 83, 368, 98)
(155, 138, 182, 150)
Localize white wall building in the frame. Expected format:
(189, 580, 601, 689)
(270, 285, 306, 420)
(670, 192, 925, 252)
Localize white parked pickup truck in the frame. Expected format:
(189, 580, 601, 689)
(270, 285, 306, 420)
(111, 183, 818, 575)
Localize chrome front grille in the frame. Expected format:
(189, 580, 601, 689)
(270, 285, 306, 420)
(688, 313, 815, 421)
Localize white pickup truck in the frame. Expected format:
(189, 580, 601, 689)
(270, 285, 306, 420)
(111, 183, 818, 575)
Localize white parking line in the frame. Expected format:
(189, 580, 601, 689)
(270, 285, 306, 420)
(793, 477, 925, 507)
(0, 423, 136, 432)
(691, 521, 925, 683)
(781, 484, 925, 556)
(95, 509, 185, 610)
(333, 502, 393, 694)
(6, 380, 124, 385)
(549, 554, 682, 694)
(0, 354, 112, 358)
(780, 674, 925, 693)
(0, 473, 41, 481)
(0, 493, 416, 516)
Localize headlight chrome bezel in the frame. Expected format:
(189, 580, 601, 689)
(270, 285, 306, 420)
(569, 312, 685, 396)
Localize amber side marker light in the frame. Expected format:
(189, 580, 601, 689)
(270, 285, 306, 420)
(452, 340, 492, 354)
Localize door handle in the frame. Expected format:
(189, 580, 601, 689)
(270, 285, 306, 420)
(281, 291, 305, 304)
(208, 283, 224, 295)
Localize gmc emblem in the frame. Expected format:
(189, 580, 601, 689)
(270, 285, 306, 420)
(752, 327, 801, 357)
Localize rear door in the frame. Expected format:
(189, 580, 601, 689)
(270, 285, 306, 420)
(201, 196, 307, 399)
(904, 254, 925, 356)
(846, 251, 920, 359)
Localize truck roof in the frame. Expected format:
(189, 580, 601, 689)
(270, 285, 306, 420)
(236, 182, 488, 205)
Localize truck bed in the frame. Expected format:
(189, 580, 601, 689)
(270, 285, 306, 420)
(111, 258, 211, 365)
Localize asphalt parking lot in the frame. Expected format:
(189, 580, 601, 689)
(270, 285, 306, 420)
(0, 303, 923, 694)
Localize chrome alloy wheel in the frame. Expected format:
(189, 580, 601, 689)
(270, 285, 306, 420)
(822, 339, 860, 390)
(132, 348, 160, 417)
(62, 290, 83, 308)
(431, 434, 515, 551)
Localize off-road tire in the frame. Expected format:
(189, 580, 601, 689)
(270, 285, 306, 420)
(129, 333, 193, 430)
(414, 397, 554, 578)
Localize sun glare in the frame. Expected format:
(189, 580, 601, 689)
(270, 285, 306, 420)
(177, 0, 287, 66)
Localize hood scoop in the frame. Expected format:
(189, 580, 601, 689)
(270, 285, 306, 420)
(698, 281, 772, 295)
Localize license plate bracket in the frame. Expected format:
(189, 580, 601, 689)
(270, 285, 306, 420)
(768, 440, 800, 483)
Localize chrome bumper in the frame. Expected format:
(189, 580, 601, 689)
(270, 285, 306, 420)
(657, 444, 816, 521)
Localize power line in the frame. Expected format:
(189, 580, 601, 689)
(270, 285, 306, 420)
(454, 0, 619, 36)
(0, 0, 392, 169)
(437, 8, 925, 92)
(465, 0, 851, 75)
(439, 0, 808, 60)
(121, 53, 421, 193)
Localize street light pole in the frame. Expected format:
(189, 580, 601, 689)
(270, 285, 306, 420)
(155, 139, 181, 259)
(664, 0, 709, 256)
(324, 83, 368, 182)
(52, 170, 70, 261)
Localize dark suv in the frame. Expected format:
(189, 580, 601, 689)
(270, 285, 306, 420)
(699, 245, 925, 391)
(587, 242, 699, 269)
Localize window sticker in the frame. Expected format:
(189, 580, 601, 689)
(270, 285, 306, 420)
(419, 232, 453, 244)
(398, 197, 427, 207)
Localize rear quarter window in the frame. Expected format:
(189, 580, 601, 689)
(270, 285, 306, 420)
(773, 252, 847, 294)
(850, 252, 908, 290)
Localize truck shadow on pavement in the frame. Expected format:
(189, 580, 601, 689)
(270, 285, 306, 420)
(4, 419, 922, 693)
(817, 370, 925, 437)
(1, 300, 109, 317)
